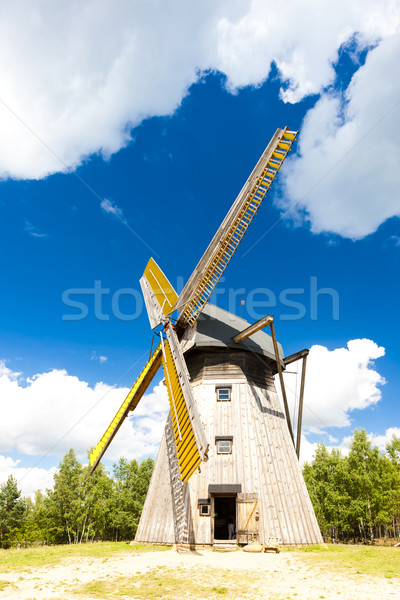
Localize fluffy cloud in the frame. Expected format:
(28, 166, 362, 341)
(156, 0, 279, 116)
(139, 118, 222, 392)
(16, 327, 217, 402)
(0, 0, 399, 180)
(0, 360, 169, 464)
(282, 31, 400, 238)
(299, 426, 400, 465)
(216, 0, 399, 102)
(280, 338, 385, 433)
(369, 426, 400, 452)
(0, 455, 57, 498)
(100, 198, 126, 224)
(90, 351, 108, 364)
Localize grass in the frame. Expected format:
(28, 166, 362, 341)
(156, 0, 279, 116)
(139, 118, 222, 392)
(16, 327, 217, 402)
(0, 580, 12, 591)
(287, 544, 400, 579)
(76, 567, 284, 600)
(0, 542, 169, 573)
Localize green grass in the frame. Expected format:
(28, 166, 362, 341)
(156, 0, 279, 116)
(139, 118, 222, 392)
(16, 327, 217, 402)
(0, 580, 12, 591)
(0, 542, 169, 572)
(76, 567, 284, 600)
(287, 544, 400, 579)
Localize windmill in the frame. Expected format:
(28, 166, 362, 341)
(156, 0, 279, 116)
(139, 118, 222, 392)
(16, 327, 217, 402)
(90, 128, 323, 546)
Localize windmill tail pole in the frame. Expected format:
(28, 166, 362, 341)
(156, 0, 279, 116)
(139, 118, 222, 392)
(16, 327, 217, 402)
(269, 318, 294, 444)
(296, 353, 308, 459)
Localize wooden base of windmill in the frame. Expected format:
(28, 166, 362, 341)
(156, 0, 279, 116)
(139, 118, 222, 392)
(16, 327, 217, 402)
(135, 349, 323, 547)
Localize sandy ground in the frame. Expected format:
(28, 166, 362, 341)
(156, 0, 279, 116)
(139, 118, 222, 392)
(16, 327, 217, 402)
(1, 548, 399, 600)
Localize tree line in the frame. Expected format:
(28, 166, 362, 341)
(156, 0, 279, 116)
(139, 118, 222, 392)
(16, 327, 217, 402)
(303, 429, 400, 544)
(1, 429, 400, 548)
(0, 450, 154, 548)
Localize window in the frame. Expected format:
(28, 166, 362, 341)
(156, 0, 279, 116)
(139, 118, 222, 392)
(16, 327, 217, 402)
(198, 498, 211, 516)
(200, 504, 210, 516)
(216, 437, 233, 454)
(216, 387, 231, 401)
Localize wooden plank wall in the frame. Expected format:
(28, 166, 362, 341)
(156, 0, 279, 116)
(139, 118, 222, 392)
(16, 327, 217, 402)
(135, 350, 323, 545)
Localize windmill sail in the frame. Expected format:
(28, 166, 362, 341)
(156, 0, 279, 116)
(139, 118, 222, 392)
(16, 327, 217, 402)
(175, 128, 297, 327)
(161, 327, 209, 482)
(89, 342, 162, 473)
(140, 258, 178, 329)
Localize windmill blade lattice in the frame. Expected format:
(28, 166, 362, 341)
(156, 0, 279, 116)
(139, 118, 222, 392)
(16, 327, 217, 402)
(175, 128, 297, 328)
(89, 342, 162, 473)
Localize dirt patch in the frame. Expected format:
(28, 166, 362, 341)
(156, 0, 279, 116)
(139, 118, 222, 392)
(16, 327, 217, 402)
(0, 548, 398, 599)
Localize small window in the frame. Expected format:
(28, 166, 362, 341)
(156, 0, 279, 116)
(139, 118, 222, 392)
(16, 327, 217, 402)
(200, 504, 210, 516)
(216, 439, 233, 454)
(216, 387, 231, 401)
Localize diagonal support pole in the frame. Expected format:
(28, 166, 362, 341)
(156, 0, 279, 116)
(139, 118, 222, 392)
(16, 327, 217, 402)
(269, 318, 294, 445)
(296, 354, 308, 459)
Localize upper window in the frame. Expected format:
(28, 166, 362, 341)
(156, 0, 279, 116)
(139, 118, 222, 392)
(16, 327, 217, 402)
(216, 387, 231, 402)
(216, 438, 233, 454)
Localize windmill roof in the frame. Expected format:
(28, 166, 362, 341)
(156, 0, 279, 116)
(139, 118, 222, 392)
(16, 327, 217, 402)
(181, 303, 285, 367)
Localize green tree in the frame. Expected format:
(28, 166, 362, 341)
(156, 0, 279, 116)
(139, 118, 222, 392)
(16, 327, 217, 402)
(44, 449, 85, 544)
(303, 443, 351, 541)
(304, 429, 400, 544)
(386, 434, 400, 468)
(346, 429, 384, 543)
(385, 434, 400, 541)
(22, 489, 51, 545)
(79, 459, 113, 542)
(109, 457, 154, 541)
(0, 476, 26, 548)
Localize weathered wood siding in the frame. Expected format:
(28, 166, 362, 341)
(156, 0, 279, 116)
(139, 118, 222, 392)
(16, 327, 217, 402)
(135, 350, 323, 545)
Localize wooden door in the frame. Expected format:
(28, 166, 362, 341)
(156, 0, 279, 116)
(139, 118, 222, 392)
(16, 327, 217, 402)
(236, 493, 259, 544)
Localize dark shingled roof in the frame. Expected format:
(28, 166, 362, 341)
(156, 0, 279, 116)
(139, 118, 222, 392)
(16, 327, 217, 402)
(181, 303, 285, 366)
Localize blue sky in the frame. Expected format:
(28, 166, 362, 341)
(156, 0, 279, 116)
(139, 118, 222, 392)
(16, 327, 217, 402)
(0, 1, 399, 495)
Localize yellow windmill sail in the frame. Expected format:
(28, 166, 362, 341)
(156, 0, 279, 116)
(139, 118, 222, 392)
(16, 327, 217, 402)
(89, 342, 162, 473)
(176, 128, 298, 327)
(140, 258, 178, 328)
(161, 335, 207, 482)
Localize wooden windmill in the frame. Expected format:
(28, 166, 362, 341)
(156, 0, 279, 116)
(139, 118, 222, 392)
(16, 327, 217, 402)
(90, 128, 323, 546)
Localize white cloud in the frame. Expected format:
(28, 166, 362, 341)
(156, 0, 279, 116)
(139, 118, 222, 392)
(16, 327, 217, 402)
(90, 352, 108, 364)
(0, 360, 169, 465)
(389, 235, 400, 247)
(282, 31, 400, 239)
(369, 426, 400, 452)
(24, 220, 47, 238)
(216, 0, 399, 102)
(299, 426, 400, 465)
(0, 455, 57, 498)
(279, 338, 385, 432)
(0, 0, 399, 181)
(299, 434, 352, 465)
(100, 198, 126, 224)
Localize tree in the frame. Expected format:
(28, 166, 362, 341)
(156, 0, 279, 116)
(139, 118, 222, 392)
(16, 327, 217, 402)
(386, 434, 400, 469)
(45, 449, 85, 544)
(79, 459, 113, 542)
(0, 451, 154, 548)
(304, 429, 400, 544)
(0, 476, 26, 548)
(109, 457, 154, 541)
(303, 443, 352, 541)
(22, 489, 49, 545)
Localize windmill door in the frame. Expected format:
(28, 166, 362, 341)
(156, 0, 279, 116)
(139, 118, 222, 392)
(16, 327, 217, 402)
(237, 493, 259, 544)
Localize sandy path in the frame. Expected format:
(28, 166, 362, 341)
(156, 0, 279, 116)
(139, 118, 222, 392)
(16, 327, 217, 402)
(1, 548, 399, 600)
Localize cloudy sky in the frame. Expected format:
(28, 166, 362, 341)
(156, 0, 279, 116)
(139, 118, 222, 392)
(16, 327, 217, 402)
(1, 0, 399, 496)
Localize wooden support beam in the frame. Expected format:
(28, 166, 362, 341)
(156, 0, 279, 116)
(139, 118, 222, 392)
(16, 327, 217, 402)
(296, 354, 308, 460)
(284, 348, 309, 366)
(232, 315, 273, 344)
(269, 319, 294, 445)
